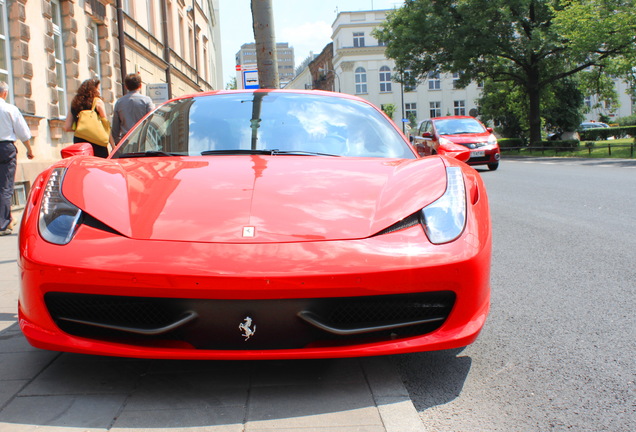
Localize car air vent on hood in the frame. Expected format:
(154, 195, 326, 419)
(81, 213, 123, 236)
(373, 213, 421, 236)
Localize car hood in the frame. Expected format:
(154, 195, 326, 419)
(61, 156, 448, 243)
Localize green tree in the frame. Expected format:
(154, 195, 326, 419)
(374, 0, 636, 144)
(479, 76, 585, 139)
(381, 103, 397, 119)
(225, 77, 237, 90)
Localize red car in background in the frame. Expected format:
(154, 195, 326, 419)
(413, 116, 501, 170)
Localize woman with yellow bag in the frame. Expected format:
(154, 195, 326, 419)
(64, 78, 114, 158)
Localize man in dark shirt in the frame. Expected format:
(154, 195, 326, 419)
(111, 74, 155, 144)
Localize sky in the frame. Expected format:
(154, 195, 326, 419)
(217, 0, 404, 86)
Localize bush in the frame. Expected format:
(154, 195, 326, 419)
(617, 115, 636, 127)
(579, 125, 636, 140)
(534, 140, 580, 149)
(497, 138, 525, 148)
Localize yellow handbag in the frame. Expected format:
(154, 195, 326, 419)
(74, 98, 110, 147)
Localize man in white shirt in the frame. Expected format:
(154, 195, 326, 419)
(0, 81, 33, 235)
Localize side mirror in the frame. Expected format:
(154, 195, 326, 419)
(414, 143, 427, 157)
(486, 127, 494, 133)
(61, 142, 94, 159)
(421, 132, 433, 138)
(437, 142, 470, 162)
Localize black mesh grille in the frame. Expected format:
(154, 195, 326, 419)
(46, 294, 177, 329)
(324, 296, 450, 325)
(44, 291, 455, 350)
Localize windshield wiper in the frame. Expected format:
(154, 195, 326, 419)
(201, 149, 340, 157)
(115, 151, 182, 158)
(201, 149, 275, 155)
(272, 150, 340, 157)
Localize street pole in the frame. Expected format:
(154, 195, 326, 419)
(251, 0, 279, 89)
(400, 80, 405, 134)
(115, 0, 127, 96)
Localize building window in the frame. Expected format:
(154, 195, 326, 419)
(0, 0, 12, 100)
(379, 66, 392, 92)
(454, 100, 466, 116)
(91, 22, 102, 82)
(188, 26, 194, 64)
(402, 69, 416, 92)
(428, 71, 440, 90)
(179, 14, 185, 58)
(452, 72, 460, 89)
(405, 103, 417, 121)
(203, 36, 209, 81)
(52, 0, 67, 117)
(146, 0, 155, 34)
(355, 67, 367, 94)
(430, 101, 441, 118)
(166, 1, 174, 47)
(353, 32, 365, 47)
(584, 96, 592, 108)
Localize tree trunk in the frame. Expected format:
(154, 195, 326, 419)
(527, 66, 542, 145)
(251, 0, 279, 89)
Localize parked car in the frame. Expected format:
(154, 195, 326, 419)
(18, 90, 491, 360)
(579, 121, 610, 130)
(579, 122, 617, 139)
(413, 116, 501, 170)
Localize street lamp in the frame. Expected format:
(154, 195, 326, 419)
(328, 70, 341, 92)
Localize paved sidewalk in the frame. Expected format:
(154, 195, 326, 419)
(0, 216, 425, 432)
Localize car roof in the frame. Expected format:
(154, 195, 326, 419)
(431, 116, 477, 121)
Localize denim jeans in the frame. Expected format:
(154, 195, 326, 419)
(0, 141, 16, 231)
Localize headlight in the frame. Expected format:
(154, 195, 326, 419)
(421, 167, 466, 244)
(439, 137, 455, 146)
(488, 134, 498, 146)
(39, 168, 82, 245)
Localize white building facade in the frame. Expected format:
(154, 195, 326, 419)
(331, 10, 483, 130)
(288, 9, 634, 129)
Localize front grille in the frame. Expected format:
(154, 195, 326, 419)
(44, 291, 455, 350)
(468, 156, 491, 163)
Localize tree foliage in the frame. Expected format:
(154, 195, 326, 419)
(374, 0, 636, 143)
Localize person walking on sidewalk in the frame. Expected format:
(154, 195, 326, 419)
(111, 73, 155, 145)
(0, 81, 33, 236)
(64, 78, 112, 158)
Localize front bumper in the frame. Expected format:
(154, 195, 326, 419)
(466, 147, 500, 166)
(19, 204, 491, 359)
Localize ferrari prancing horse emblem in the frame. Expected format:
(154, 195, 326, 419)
(239, 316, 256, 341)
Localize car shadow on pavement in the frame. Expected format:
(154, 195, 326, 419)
(394, 348, 472, 411)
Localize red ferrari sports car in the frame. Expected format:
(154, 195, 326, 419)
(18, 90, 491, 359)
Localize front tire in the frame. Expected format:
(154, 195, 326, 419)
(488, 162, 499, 171)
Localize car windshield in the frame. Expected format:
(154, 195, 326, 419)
(113, 92, 415, 159)
(434, 118, 486, 135)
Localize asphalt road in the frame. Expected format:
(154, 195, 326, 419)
(395, 157, 636, 431)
